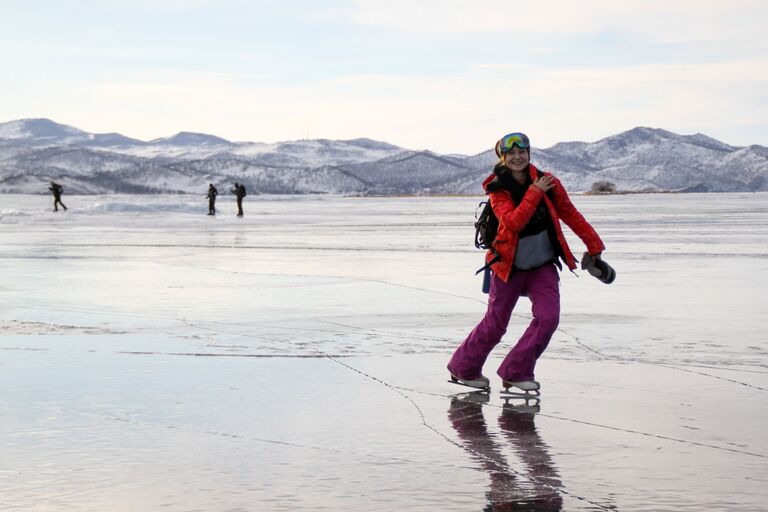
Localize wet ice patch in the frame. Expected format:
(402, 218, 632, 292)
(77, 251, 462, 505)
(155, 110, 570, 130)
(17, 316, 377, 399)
(79, 201, 204, 215)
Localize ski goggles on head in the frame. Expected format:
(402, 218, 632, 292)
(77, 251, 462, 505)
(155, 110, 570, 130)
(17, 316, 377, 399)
(495, 132, 530, 156)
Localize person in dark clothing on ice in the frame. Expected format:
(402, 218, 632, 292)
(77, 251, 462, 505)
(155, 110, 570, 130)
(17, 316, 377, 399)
(48, 181, 67, 212)
(206, 183, 218, 215)
(231, 182, 246, 217)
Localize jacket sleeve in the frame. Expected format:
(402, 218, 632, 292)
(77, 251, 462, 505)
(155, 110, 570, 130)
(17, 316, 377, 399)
(550, 176, 605, 255)
(490, 186, 545, 234)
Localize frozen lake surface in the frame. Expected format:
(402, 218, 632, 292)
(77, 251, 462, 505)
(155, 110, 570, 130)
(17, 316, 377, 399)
(1, 192, 767, 511)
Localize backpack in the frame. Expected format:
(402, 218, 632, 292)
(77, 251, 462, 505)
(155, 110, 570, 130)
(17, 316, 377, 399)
(240, 184, 247, 197)
(474, 200, 498, 250)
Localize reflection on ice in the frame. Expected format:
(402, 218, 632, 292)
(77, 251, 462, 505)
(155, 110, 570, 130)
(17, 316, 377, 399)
(448, 394, 558, 510)
(448, 393, 616, 511)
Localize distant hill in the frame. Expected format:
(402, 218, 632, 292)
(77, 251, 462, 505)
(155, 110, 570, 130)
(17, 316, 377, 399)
(150, 132, 234, 147)
(0, 118, 765, 195)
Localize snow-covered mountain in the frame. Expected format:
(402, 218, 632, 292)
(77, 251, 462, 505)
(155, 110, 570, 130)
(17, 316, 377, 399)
(0, 119, 765, 195)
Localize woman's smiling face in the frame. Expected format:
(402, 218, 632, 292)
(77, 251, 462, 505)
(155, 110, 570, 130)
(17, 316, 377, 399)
(503, 146, 529, 172)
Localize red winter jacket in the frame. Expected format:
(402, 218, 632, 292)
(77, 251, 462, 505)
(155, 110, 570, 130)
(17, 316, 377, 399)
(484, 163, 605, 283)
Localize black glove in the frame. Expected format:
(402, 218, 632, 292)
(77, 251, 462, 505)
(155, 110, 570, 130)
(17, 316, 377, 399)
(581, 252, 616, 284)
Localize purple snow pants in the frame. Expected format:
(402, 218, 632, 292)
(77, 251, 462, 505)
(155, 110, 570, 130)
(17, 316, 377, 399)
(447, 264, 560, 382)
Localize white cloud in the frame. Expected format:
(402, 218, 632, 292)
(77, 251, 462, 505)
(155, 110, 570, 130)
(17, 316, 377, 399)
(29, 55, 761, 154)
(323, 0, 768, 46)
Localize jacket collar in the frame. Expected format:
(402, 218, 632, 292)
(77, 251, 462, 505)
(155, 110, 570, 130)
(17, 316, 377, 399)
(483, 163, 539, 193)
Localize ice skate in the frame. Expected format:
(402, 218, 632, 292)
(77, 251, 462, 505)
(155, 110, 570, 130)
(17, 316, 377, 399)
(448, 373, 490, 391)
(500, 379, 540, 398)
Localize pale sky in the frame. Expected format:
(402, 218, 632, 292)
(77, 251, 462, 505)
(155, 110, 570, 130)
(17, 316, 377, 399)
(1, 0, 766, 154)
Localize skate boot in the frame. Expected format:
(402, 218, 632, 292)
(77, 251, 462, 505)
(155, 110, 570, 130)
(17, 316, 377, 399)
(501, 380, 541, 398)
(449, 373, 490, 391)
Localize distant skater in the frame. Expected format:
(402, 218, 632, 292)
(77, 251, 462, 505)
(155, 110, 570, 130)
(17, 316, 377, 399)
(206, 183, 218, 215)
(48, 181, 67, 212)
(447, 132, 606, 396)
(231, 182, 247, 217)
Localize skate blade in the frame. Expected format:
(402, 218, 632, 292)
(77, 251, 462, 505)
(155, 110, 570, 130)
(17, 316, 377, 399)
(500, 389, 541, 398)
(500, 392, 540, 401)
(447, 378, 490, 392)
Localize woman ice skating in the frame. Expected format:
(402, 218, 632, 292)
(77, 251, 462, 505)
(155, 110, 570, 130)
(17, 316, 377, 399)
(447, 132, 605, 395)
